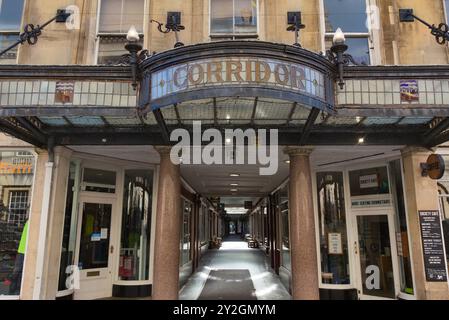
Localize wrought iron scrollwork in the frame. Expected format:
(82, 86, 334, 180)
(0, 9, 71, 58)
(430, 23, 449, 45)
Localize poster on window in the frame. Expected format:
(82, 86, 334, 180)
(328, 233, 343, 255)
(359, 174, 378, 189)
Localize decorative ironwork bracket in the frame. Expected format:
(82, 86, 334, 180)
(151, 12, 185, 48)
(399, 8, 449, 45)
(0, 9, 71, 58)
(326, 47, 363, 90)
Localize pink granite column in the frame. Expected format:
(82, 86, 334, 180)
(285, 147, 319, 300)
(152, 146, 181, 300)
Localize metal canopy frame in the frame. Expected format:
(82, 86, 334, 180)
(0, 43, 448, 148)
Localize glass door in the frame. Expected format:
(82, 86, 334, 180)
(353, 212, 398, 299)
(74, 198, 116, 299)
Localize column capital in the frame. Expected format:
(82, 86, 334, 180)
(284, 146, 314, 157)
(154, 146, 172, 156)
(401, 146, 435, 158)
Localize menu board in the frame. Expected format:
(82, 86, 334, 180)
(418, 210, 448, 281)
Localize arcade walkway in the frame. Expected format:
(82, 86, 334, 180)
(179, 236, 291, 300)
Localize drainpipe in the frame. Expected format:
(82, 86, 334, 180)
(32, 137, 55, 300)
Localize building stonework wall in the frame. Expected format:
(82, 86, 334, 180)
(402, 147, 449, 300)
(10, 0, 449, 66)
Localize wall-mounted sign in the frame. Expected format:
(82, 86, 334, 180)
(150, 57, 325, 101)
(351, 198, 391, 208)
(418, 210, 448, 282)
(328, 233, 343, 255)
(400, 80, 419, 102)
(55, 81, 74, 103)
(421, 154, 445, 180)
(0, 158, 33, 174)
(359, 174, 378, 189)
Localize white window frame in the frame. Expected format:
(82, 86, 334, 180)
(94, 0, 148, 65)
(0, 0, 26, 64)
(444, 0, 449, 24)
(319, 0, 380, 65)
(209, 0, 259, 39)
(312, 157, 417, 299)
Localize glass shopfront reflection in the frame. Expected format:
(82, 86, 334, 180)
(118, 170, 153, 281)
(0, 150, 34, 297)
(356, 215, 395, 299)
(317, 172, 350, 285)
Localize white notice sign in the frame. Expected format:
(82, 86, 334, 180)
(101, 228, 108, 239)
(359, 174, 378, 189)
(328, 233, 343, 255)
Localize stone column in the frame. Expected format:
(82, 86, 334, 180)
(401, 147, 449, 300)
(285, 147, 319, 300)
(152, 146, 181, 300)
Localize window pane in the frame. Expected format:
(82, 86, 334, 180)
(317, 172, 350, 285)
(349, 167, 390, 197)
(0, 150, 35, 296)
(97, 36, 129, 65)
(211, 0, 233, 34)
(0, 34, 18, 64)
(82, 167, 116, 193)
(0, 0, 24, 30)
(234, 0, 257, 34)
(389, 160, 414, 295)
(345, 38, 370, 65)
(58, 162, 80, 291)
(324, 0, 368, 33)
(78, 203, 112, 270)
(325, 37, 370, 65)
(99, 0, 144, 33)
(180, 199, 192, 266)
(119, 170, 153, 281)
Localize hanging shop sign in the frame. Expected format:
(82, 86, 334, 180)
(418, 210, 448, 282)
(421, 154, 445, 180)
(150, 57, 326, 101)
(400, 80, 419, 102)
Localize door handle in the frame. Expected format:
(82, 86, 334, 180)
(110, 245, 114, 254)
(354, 241, 358, 255)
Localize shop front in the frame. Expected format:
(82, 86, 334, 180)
(0, 147, 35, 299)
(54, 152, 158, 300)
(1, 40, 449, 300)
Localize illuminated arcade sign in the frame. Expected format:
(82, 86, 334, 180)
(150, 57, 326, 101)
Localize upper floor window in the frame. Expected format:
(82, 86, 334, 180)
(97, 0, 145, 65)
(0, 0, 25, 64)
(323, 0, 371, 65)
(210, 0, 258, 38)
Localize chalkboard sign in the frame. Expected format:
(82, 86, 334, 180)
(418, 210, 448, 281)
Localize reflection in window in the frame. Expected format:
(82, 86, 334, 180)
(82, 168, 116, 193)
(180, 199, 192, 266)
(349, 167, 390, 197)
(58, 162, 81, 292)
(323, 0, 371, 65)
(0, 150, 34, 296)
(317, 172, 350, 285)
(0, 0, 25, 64)
(211, 0, 257, 35)
(78, 203, 112, 270)
(389, 160, 414, 295)
(277, 185, 290, 271)
(97, 0, 145, 64)
(119, 170, 152, 281)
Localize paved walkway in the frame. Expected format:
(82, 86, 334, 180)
(179, 237, 291, 300)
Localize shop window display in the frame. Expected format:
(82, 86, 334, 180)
(316, 172, 350, 285)
(0, 150, 35, 296)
